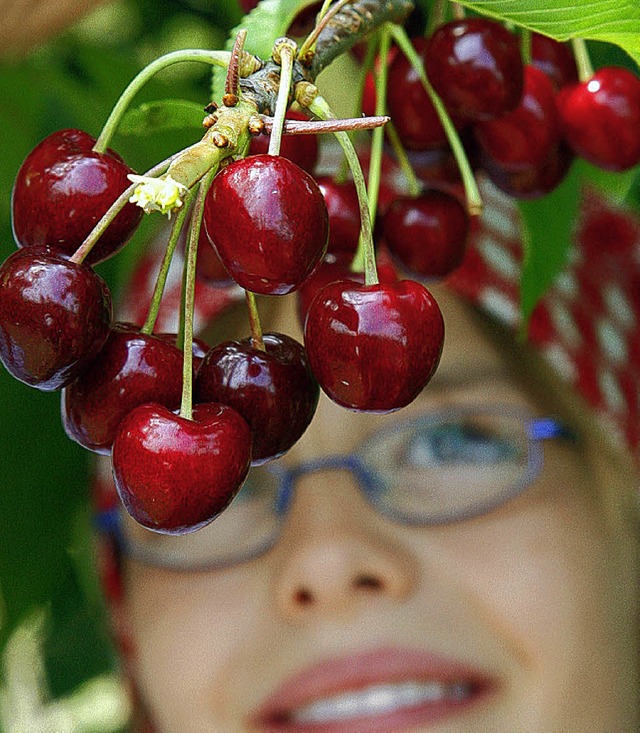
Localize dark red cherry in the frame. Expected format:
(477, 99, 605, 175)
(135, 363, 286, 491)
(425, 19, 523, 121)
(61, 324, 186, 454)
(382, 190, 469, 278)
(195, 333, 319, 464)
(195, 224, 233, 285)
(11, 129, 143, 265)
(531, 33, 578, 91)
(0, 246, 111, 390)
(482, 142, 574, 199)
(316, 177, 361, 255)
(203, 155, 328, 295)
(238, 0, 259, 12)
(112, 402, 252, 534)
(296, 252, 398, 326)
(387, 37, 467, 150)
(249, 111, 319, 174)
(475, 65, 561, 171)
(286, 1, 322, 38)
(304, 279, 444, 411)
(557, 67, 640, 171)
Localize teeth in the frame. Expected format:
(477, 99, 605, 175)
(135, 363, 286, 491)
(290, 681, 471, 724)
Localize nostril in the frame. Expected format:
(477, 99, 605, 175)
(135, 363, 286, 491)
(294, 588, 314, 605)
(354, 573, 384, 591)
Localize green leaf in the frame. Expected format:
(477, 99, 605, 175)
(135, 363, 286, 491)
(457, 0, 640, 67)
(211, 0, 320, 101)
(119, 98, 206, 136)
(518, 162, 582, 326)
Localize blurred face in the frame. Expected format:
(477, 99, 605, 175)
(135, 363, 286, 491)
(121, 287, 639, 732)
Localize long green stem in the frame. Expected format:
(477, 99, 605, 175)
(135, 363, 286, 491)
(366, 25, 392, 228)
(94, 49, 231, 153)
(179, 166, 218, 420)
(571, 38, 594, 82)
(141, 191, 194, 335)
(268, 41, 297, 156)
(309, 95, 378, 286)
(390, 24, 483, 215)
(245, 291, 265, 351)
(386, 121, 421, 197)
(69, 150, 189, 264)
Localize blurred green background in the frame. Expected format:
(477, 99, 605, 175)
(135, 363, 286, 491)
(0, 2, 243, 730)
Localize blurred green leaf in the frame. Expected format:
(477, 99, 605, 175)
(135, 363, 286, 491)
(119, 98, 205, 135)
(458, 0, 640, 66)
(518, 163, 581, 326)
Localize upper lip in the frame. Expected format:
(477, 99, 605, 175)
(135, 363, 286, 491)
(250, 646, 497, 729)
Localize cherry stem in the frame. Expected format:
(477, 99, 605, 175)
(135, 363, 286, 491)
(309, 95, 379, 286)
(366, 24, 392, 229)
(140, 191, 194, 336)
(298, 0, 352, 63)
(571, 37, 594, 82)
(69, 150, 191, 265)
(268, 39, 297, 156)
(521, 29, 532, 65)
(390, 24, 483, 216)
(93, 49, 231, 154)
(245, 291, 266, 351)
(179, 166, 217, 420)
(451, 2, 465, 20)
(262, 115, 389, 135)
(386, 121, 421, 197)
(427, 0, 447, 34)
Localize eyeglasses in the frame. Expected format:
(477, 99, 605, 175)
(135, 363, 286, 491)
(96, 405, 573, 571)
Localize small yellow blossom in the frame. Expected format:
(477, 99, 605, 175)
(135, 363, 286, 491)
(128, 174, 189, 216)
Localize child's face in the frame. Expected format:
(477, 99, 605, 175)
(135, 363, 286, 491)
(121, 288, 639, 732)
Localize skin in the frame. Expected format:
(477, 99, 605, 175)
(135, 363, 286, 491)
(122, 286, 640, 732)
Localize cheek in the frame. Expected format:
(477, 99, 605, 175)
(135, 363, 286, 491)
(123, 563, 266, 726)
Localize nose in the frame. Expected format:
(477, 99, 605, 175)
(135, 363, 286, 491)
(271, 469, 419, 620)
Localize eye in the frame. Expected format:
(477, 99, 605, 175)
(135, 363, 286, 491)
(400, 420, 521, 468)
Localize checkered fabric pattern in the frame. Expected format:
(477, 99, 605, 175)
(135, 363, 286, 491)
(448, 179, 640, 457)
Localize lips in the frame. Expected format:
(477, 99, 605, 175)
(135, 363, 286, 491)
(250, 647, 496, 733)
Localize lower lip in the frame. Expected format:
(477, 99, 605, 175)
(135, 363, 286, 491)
(257, 684, 492, 733)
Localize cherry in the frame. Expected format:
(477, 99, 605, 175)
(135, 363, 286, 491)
(249, 111, 319, 174)
(474, 65, 561, 171)
(11, 129, 143, 265)
(425, 19, 523, 121)
(0, 246, 112, 390)
(194, 224, 233, 286)
(531, 33, 578, 91)
(296, 252, 398, 326)
(382, 190, 469, 278)
(386, 37, 467, 150)
(61, 323, 187, 454)
(112, 402, 252, 534)
(195, 333, 319, 464)
(238, 0, 259, 12)
(316, 177, 361, 255)
(203, 154, 328, 295)
(304, 280, 444, 411)
(556, 67, 640, 171)
(482, 142, 574, 199)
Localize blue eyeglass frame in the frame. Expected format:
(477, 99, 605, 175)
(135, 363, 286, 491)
(95, 406, 574, 562)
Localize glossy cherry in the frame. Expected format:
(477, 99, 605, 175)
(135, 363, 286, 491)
(304, 279, 444, 411)
(0, 246, 112, 390)
(482, 142, 574, 199)
(316, 177, 361, 255)
(12, 129, 143, 265)
(195, 333, 319, 464)
(203, 155, 328, 295)
(249, 111, 319, 174)
(531, 33, 578, 91)
(112, 402, 252, 534)
(386, 37, 466, 150)
(382, 190, 469, 278)
(425, 19, 523, 121)
(62, 323, 187, 454)
(475, 65, 561, 171)
(556, 67, 640, 171)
